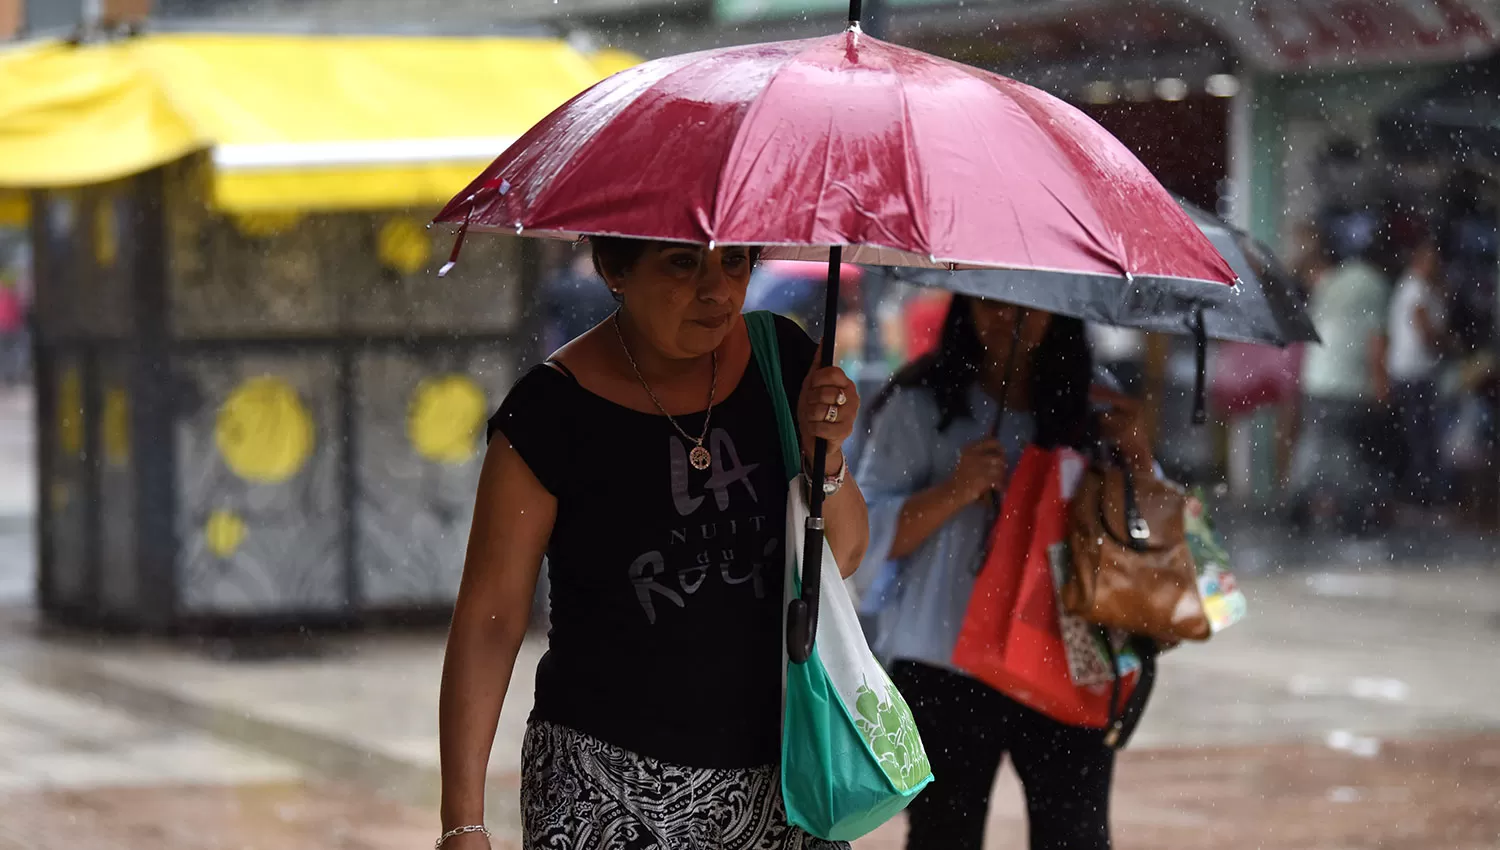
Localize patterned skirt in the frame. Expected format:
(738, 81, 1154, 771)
(521, 721, 850, 850)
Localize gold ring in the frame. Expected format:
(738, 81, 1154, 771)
(824, 404, 839, 424)
(836, 390, 848, 406)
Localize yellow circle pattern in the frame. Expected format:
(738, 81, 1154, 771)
(233, 211, 303, 239)
(95, 202, 119, 268)
(58, 367, 83, 457)
(205, 509, 248, 558)
(215, 376, 315, 484)
(408, 375, 487, 465)
(103, 387, 130, 467)
(377, 217, 432, 276)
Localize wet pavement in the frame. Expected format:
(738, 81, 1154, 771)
(0, 738, 1493, 850)
(860, 736, 1500, 850)
(0, 782, 471, 850)
(0, 562, 1496, 847)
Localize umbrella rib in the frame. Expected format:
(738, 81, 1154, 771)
(521, 51, 722, 236)
(950, 87, 1044, 268)
(892, 66, 933, 260)
(712, 44, 813, 239)
(991, 78, 1145, 276)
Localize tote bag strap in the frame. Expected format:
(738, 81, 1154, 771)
(745, 311, 801, 484)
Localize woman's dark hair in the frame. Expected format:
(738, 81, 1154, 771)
(589, 236, 763, 284)
(870, 295, 1093, 449)
(590, 236, 651, 282)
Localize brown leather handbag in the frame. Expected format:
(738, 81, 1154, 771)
(1063, 453, 1212, 645)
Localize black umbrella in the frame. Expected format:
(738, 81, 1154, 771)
(1379, 52, 1500, 160)
(894, 196, 1317, 423)
(896, 196, 1318, 347)
(1177, 200, 1320, 348)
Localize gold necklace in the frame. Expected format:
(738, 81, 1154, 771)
(614, 312, 718, 470)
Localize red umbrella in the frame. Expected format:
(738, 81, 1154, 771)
(434, 6, 1237, 661)
(437, 35, 1232, 282)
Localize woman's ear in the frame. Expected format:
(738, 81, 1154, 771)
(598, 267, 624, 297)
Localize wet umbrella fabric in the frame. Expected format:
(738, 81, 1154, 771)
(432, 24, 1236, 663)
(895, 197, 1317, 348)
(1178, 201, 1319, 347)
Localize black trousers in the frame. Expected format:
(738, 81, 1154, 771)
(891, 661, 1114, 850)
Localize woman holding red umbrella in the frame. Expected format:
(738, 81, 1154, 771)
(428, 8, 1237, 847)
(857, 295, 1154, 850)
(437, 238, 870, 850)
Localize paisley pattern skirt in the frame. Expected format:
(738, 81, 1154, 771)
(521, 721, 850, 850)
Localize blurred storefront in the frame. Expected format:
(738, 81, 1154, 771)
(1232, 0, 1499, 506)
(1, 32, 631, 631)
(1238, 0, 1496, 248)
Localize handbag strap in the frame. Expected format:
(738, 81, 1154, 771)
(1119, 463, 1151, 551)
(1089, 440, 1152, 552)
(744, 311, 801, 483)
(1101, 632, 1160, 750)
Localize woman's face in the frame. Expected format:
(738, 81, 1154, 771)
(968, 299, 1052, 368)
(606, 244, 754, 359)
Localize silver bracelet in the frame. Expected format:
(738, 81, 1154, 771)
(803, 454, 848, 497)
(436, 824, 491, 848)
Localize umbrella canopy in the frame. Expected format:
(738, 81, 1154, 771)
(895, 196, 1318, 346)
(1177, 200, 1319, 347)
(881, 196, 1323, 347)
(433, 22, 1236, 662)
(435, 30, 1235, 299)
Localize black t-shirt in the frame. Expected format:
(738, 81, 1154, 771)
(490, 313, 814, 769)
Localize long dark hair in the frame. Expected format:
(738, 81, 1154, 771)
(870, 295, 1093, 449)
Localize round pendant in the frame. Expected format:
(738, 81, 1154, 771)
(689, 445, 712, 470)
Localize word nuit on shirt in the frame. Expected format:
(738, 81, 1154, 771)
(667, 515, 771, 545)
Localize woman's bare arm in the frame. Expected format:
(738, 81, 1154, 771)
(886, 478, 973, 560)
(820, 448, 870, 578)
(438, 436, 555, 844)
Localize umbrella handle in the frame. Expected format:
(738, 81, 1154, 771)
(1192, 307, 1208, 425)
(788, 248, 842, 664)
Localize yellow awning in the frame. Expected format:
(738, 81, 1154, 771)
(0, 34, 640, 213)
(0, 39, 207, 188)
(588, 47, 644, 78)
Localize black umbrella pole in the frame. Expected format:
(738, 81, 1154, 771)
(1192, 307, 1208, 425)
(788, 248, 842, 664)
